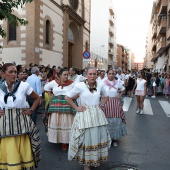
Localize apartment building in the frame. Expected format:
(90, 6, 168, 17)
(145, 0, 170, 73)
(90, 0, 117, 70)
(0, 0, 91, 69)
(116, 44, 129, 72)
(134, 62, 144, 71)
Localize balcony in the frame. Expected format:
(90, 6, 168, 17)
(168, 2, 170, 13)
(109, 6, 114, 15)
(109, 27, 114, 36)
(108, 37, 114, 46)
(166, 27, 170, 40)
(152, 26, 157, 39)
(157, 0, 168, 16)
(108, 49, 114, 55)
(152, 39, 157, 51)
(157, 17, 167, 34)
(109, 15, 114, 26)
(151, 53, 159, 62)
(156, 37, 166, 53)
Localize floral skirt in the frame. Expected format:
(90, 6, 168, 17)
(0, 134, 35, 170)
(48, 113, 75, 144)
(68, 107, 111, 167)
(107, 118, 127, 140)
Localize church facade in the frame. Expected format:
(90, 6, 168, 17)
(0, 0, 91, 69)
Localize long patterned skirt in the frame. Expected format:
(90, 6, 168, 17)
(68, 106, 111, 167)
(47, 95, 76, 144)
(103, 97, 127, 140)
(48, 113, 75, 143)
(0, 109, 41, 170)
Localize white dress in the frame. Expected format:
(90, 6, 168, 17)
(66, 82, 111, 167)
(44, 80, 76, 144)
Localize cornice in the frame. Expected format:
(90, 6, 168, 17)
(61, 4, 86, 26)
(49, 0, 62, 10)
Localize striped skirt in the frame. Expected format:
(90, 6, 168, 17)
(0, 109, 41, 170)
(102, 98, 127, 140)
(68, 106, 111, 167)
(102, 97, 126, 123)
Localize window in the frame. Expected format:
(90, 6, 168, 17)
(85, 41, 88, 50)
(68, 28, 74, 42)
(46, 20, 50, 44)
(69, 0, 79, 10)
(8, 22, 16, 41)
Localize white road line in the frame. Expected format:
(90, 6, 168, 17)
(123, 97, 132, 112)
(158, 101, 170, 117)
(144, 99, 153, 115)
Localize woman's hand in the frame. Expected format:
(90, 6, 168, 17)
(76, 106, 86, 112)
(116, 95, 121, 99)
(0, 110, 4, 118)
(22, 109, 33, 116)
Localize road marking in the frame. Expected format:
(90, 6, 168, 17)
(144, 99, 153, 115)
(123, 97, 132, 112)
(158, 101, 170, 117)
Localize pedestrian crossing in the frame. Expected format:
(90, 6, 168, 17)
(123, 97, 170, 117)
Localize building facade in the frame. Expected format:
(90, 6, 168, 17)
(145, 0, 170, 73)
(0, 0, 91, 69)
(134, 62, 144, 71)
(116, 44, 129, 72)
(90, 0, 117, 70)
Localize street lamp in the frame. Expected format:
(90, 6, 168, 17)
(100, 45, 105, 58)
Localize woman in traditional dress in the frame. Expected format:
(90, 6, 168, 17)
(0, 63, 41, 170)
(65, 67, 111, 170)
(102, 69, 127, 147)
(163, 74, 170, 99)
(44, 68, 76, 150)
(133, 71, 147, 115)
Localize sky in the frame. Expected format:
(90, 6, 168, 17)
(112, 0, 155, 62)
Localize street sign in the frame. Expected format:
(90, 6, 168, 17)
(83, 59, 90, 62)
(83, 51, 91, 59)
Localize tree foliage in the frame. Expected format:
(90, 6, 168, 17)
(0, 0, 34, 47)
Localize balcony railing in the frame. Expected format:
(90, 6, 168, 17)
(157, 0, 168, 16)
(109, 27, 114, 36)
(168, 2, 170, 12)
(109, 6, 114, 15)
(156, 37, 166, 53)
(109, 16, 114, 26)
(152, 26, 157, 39)
(157, 16, 167, 34)
(109, 49, 114, 55)
(108, 37, 114, 46)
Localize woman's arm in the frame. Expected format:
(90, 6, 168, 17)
(65, 96, 86, 112)
(23, 91, 40, 115)
(132, 79, 137, 92)
(144, 82, 147, 95)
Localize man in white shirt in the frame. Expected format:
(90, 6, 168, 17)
(26, 66, 42, 124)
(97, 70, 106, 84)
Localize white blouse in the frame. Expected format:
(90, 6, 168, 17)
(136, 78, 146, 91)
(66, 82, 108, 106)
(44, 80, 74, 96)
(102, 79, 125, 98)
(0, 81, 33, 109)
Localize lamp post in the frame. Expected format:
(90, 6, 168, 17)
(100, 45, 105, 58)
(100, 45, 104, 69)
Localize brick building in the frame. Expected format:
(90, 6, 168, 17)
(134, 62, 144, 71)
(0, 0, 91, 69)
(116, 44, 129, 72)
